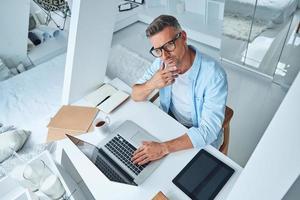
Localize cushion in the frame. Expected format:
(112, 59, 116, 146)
(0, 59, 13, 81)
(106, 45, 151, 87)
(0, 129, 31, 163)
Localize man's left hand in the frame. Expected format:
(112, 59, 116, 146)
(131, 141, 169, 165)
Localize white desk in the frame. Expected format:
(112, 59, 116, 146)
(53, 78, 242, 200)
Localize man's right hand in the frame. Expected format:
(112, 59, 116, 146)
(131, 60, 179, 101)
(147, 62, 178, 89)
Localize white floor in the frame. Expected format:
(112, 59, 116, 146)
(112, 22, 288, 167)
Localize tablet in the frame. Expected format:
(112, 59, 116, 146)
(172, 149, 235, 200)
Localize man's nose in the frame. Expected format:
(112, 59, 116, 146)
(161, 49, 171, 60)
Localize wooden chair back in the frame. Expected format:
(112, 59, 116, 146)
(219, 106, 234, 155)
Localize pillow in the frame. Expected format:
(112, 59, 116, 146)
(0, 129, 31, 163)
(0, 59, 13, 81)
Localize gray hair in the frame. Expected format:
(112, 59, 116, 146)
(145, 15, 182, 38)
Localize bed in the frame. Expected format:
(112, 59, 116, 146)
(0, 45, 151, 149)
(0, 53, 66, 147)
(225, 0, 299, 25)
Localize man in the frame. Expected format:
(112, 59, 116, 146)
(131, 15, 228, 166)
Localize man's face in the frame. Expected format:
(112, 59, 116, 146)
(149, 27, 187, 67)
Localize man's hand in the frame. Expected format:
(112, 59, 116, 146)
(147, 62, 178, 89)
(131, 60, 178, 101)
(131, 141, 169, 165)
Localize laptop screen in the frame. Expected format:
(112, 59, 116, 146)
(66, 134, 137, 186)
(66, 134, 97, 161)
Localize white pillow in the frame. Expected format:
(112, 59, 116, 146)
(0, 130, 31, 162)
(0, 60, 13, 81)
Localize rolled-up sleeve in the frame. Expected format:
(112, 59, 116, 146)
(136, 58, 161, 84)
(187, 73, 228, 148)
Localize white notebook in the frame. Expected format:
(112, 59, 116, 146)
(85, 84, 129, 113)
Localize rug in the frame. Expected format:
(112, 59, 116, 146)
(223, 14, 270, 42)
(106, 45, 151, 87)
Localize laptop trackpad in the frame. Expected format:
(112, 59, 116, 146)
(131, 132, 153, 146)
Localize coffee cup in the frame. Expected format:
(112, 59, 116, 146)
(94, 117, 110, 133)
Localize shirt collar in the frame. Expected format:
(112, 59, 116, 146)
(188, 45, 201, 81)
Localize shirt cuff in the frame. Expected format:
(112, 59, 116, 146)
(187, 127, 206, 149)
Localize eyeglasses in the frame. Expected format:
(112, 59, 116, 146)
(149, 32, 182, 57)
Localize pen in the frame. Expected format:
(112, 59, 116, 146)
(97, 96, 111, 106)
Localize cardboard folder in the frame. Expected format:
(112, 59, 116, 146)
(47, 126, 95, 142)
(47, 105, 98, 141)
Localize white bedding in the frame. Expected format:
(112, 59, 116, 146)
(225, 0, 298, 24)
(0, 54, 66, 146)
(0, 44, 150, 149)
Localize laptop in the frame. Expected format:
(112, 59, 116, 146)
(66, 120, 163, 186)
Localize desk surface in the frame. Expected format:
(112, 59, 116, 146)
(53, 78, 242, 200)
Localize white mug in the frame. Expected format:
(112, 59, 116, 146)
(94, 116, 110, 133)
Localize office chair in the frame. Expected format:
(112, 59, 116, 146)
(219, 106, 233, 155)
(149, 94, 233, 155)
(32, 0, 71, 30)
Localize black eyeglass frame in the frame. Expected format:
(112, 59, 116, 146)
(149, 32, 182, 57)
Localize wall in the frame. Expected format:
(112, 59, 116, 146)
(62, 0, 118, 104)
(0, 0, 30, 67)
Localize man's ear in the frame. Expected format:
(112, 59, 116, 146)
(181, 31, 187, 43)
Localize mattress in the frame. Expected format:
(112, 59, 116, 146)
(225, 0, 298, 24)
(0, 54, 66, 146)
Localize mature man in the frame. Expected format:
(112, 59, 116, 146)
(131, 15, 228, 165)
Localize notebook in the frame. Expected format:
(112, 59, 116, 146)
(84, 83, 129, 113)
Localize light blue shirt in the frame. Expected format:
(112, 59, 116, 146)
(136, 46, 228, 149)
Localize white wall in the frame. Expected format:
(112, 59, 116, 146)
(0, 0, 30, 67)
(227, 72, 300, 199)
(62, 0, 118, 104)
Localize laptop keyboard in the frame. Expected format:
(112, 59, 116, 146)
(105, 134, 148, 175)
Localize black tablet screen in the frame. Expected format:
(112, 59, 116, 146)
(172, 149, 234, 200)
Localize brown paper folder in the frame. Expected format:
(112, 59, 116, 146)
(47, 105, 98, 132)
(47, 128, 82, 142)
(47, 124, 95, 142)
